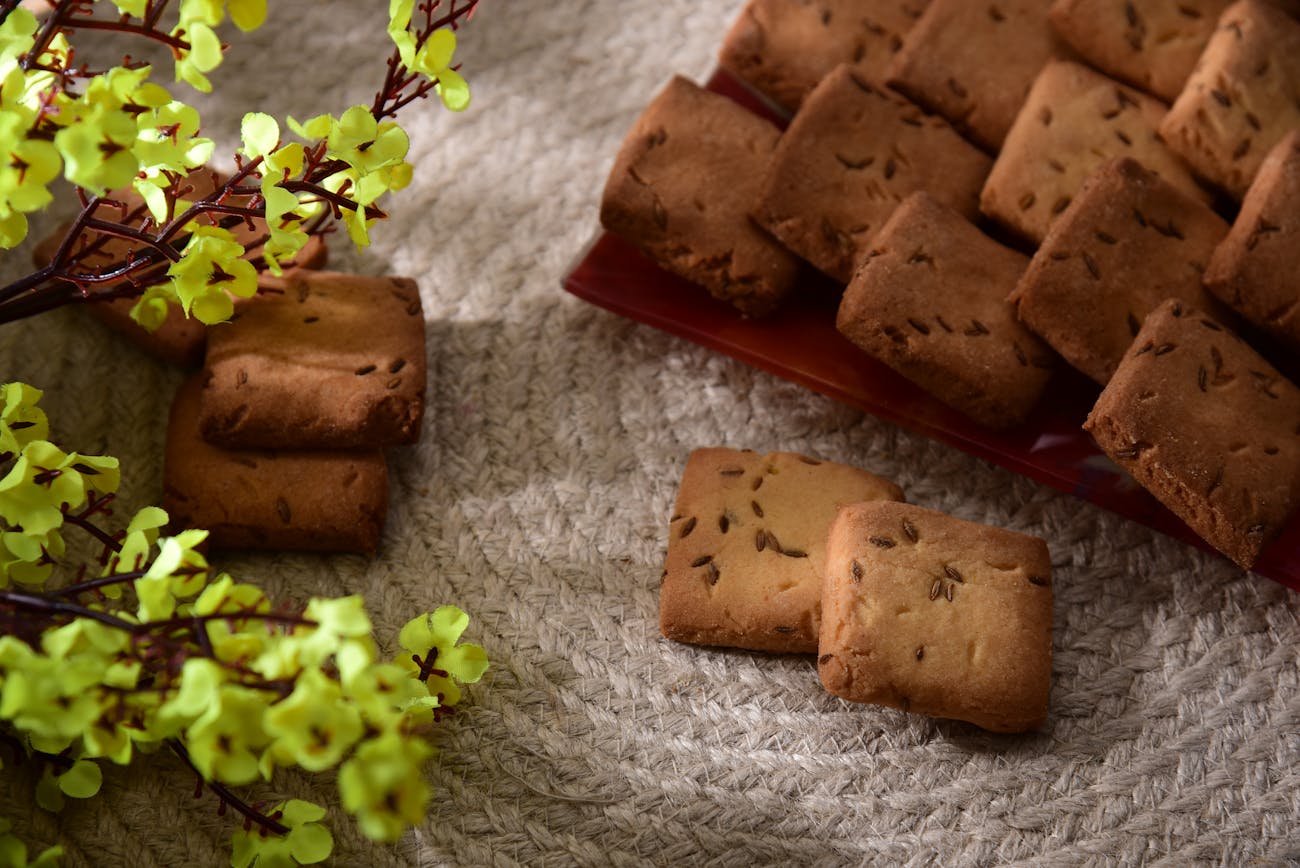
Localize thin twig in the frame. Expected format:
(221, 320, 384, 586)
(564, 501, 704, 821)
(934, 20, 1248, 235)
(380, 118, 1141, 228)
(51, 564, 206, 598)
(0, 589, 316, 635)
(61, 510, 122, 553)
(54, 15, 189, 51)
(168, 740, 292, 837)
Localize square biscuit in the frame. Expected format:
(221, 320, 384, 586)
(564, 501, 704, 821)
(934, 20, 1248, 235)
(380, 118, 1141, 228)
(719, 0, 930, 113)
(886, 0, 1063, 151)
(1159, 1, 1300, 199)
(1048, 0, 1241, 102)
(1084, 299, 1300, 569)
(981, 60, 1208, 244)
(1205, 131, 1300, 352)
(199, 270, 427, 449)
(1010, 157, 1231, 385)
(754, 64, 992, 283)
(660, 448, 903, 654)
(818, 501, 1053, 733)
(163, 376, 389, 553)
(599, 75, 800, 317)
(836, 193, 1055, 429)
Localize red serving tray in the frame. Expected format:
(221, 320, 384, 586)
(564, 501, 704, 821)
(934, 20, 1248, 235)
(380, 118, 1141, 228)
(563, 70, 1300, 592)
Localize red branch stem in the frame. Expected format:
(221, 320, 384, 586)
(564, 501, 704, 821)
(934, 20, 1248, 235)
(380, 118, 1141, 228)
(169, 740, 292, 837)
(0, 588, 317, 636)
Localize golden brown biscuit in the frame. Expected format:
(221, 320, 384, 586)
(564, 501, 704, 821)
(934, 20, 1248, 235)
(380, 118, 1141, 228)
(163, 376, 389, 553)
(837, 193, 1055, 429)
(1158, 0, 1300, 199)
(887, 0, 1062, 151)
(980, 60, 1207, 244)
(1048, 0, 1241, 102)
(1204, 131, 1300, 352)
(199, 270, 427, 449)
(719, 0, 930, 113)
(818, 501, 1053, 733)
(754, 65, 992, 283)
(1011, 158, 1231, 385)
(600, 76, 800, 316)
(1084, 299, 1300, 569)
(660, 448, 903, 654)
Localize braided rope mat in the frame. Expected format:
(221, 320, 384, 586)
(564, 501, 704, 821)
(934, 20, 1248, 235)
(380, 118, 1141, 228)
(2, 2, 1298, 864)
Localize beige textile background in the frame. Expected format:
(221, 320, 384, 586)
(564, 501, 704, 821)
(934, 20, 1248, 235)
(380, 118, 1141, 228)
(1, 2, 1299, 865)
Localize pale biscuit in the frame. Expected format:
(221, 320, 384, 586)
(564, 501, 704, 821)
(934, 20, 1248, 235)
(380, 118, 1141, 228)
(1204, 131, 1300, 352)
(199, 270, 426, 449)
(1084, 299, 1300, 569)
(818, 501, 1053, 733)
(600, 76, 800, 316)
(1010, 158, 1231, 385)
(660, 448, 903, 654)
(837, 193, 1055, 429)
(886, 0, 1062, 151)
(163, 376, 389, 553)
(719, 0, 929, 113)
(754, 64, 991, 283)
(981, 60, 1207, 244)
(1159, 1, 1300, 199)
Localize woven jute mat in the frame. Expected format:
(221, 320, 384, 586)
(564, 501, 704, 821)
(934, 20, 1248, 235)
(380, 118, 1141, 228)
(1, 2, 1298, 865)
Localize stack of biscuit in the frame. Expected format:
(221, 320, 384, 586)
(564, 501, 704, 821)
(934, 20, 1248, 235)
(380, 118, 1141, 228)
(34, 175, 428, 554)
(163, 269, 427, 554)
(601, 0, 1300, 571)
(660, 447, 1054, 733)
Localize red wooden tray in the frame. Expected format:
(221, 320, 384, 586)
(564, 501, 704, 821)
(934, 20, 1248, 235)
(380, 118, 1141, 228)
(563, 71, 1300, 592)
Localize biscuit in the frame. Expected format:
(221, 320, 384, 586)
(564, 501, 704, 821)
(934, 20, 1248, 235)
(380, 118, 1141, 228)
(818, 501, 1053, 733)
(836, 193, 1055, 429)
(719, 0, 930, 113)
(199, 270, 427, 449)
(1084, 299, 1300, 569)
(1159, 1, 1300, 199)
(1010, 158, 1231, 385)
(660, 448, 903, 654)
(1048, 0, 1237, 102)
(599, 76, 800, 317)
(163, 376, 389, 553)
(754, 65, 992, 283)
(886, 0, 1062, 151)
(980, 60, 1207, 244)
(31, 171, 329, 368)
(1204, 131, 1300, 352)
